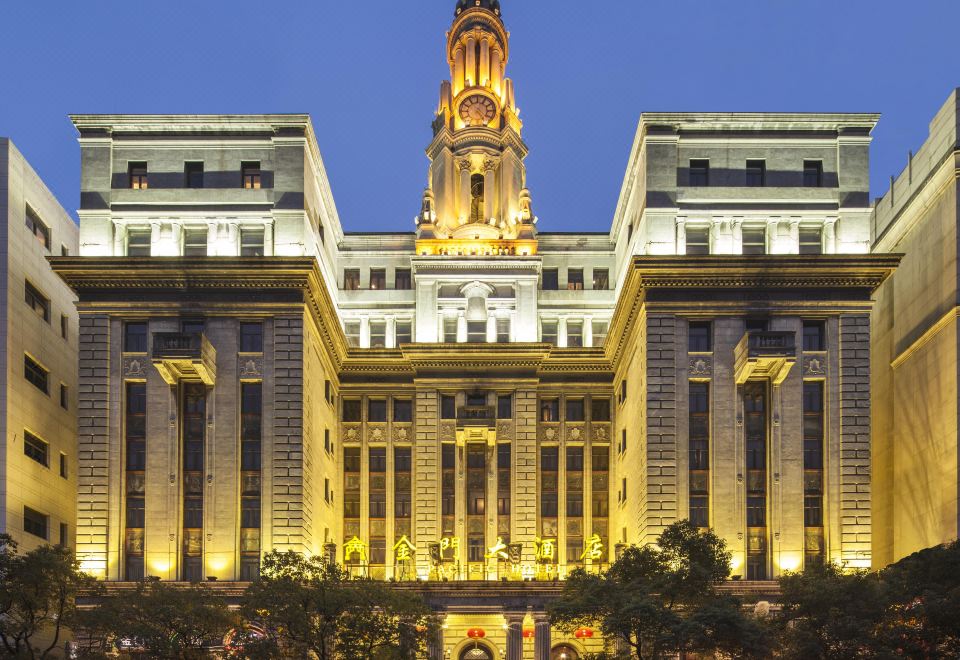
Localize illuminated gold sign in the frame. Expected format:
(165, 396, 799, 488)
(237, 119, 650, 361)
(344, 536, 367, 563)
(393, 535, 416, 563)
(580, 534, 605, 562)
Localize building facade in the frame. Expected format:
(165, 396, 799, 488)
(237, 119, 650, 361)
(52, 2, 900, 658)
(871, 89, 960, 568)
(1, 138, 79, 551)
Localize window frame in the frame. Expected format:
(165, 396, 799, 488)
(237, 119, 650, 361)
(241, 161, 262, 190)
(24, 354, 49, 394)
(24, 280, 51, 323)
(25, 205, 51, 250)
(745, 159, 766, 187)
(184, 162, 204, 189)
(689, 159, 710, 187)
(23, 430, 49, 467)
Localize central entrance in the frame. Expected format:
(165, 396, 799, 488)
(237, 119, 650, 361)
(460, 645, 494, 660)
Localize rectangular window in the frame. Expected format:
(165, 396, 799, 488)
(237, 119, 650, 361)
(441, 395, 456, 420)
(61, 314, 68, 339)
(621, 429, 627, 454)
(23, 506, 48, 540)
(240, 322, 264, 353)
(396, 321, 413, 345)
(23, 430, 48, 466)
(803, 160, 823, 187)
(183, 228, 208, 257)
(591, 398, 610, 422)
(746, 159, 766, 187)
(542, 268, 559, 290)
(567, 269, 584, 291)
(497, 394, 512, 419)
(369, 269, 386, 290)
(25, 281, 50, 322)
(124, 322, 148, 353)
(688, 321, 712, 353)
(240, 227, 265, 257)
(127, 229, 151, 257)
(745, 318, 769, 333)
(241, 162, 261, 189)
(592, 269, 610, 291)
(60, 453, 68, 478)
(541, 320, 558, 346)
(593, 320, 609, 347)
(689, 382, 710, 529)
(60, 384, 68, 410)
(799, 227, 824, 255)
(566, 398, 585, 422)
(803, 382, 825, 547)
(25, 206, 51, 249)
(592, 444, 609, 471)
(467, 321, 486, 343)
(742, 227, 766, 255)
(686, 226, 710, 255)
(24, 355, 48, 394)
(802, 321, 826, 352)
(345, 321, 361, 348)
(540, 399, 559, 422)
(342, 399, 362, 422)
(395, 447, 412, 473)
(395, 269, 412, 290)
(369, 448, 387, 473)
(442, 443, 456, 470)
(567, 321, 584, 348)
(496, 317, 510, 343)
(541, 446, 559, 472)
(744, 382, 768, 579)
(184, 162, 204, 189)
(343, 269, 361, 291)
(468, 538, 485, 563)
(689, 159, 709, 186)
(393, 399, 412, 423)
(566, 446, 584, 471)
(619, 379, 627, 404)
(368, 400, 387, 422)
(443, 317, 458, 343)
(370, 321, 387, 348)
(59, 523, 68, 547)
(128, 162, 148, 190)
(343, 447, 361, 473)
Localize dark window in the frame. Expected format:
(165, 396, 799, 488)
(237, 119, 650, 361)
(541, 446, 559, 472)
(325, 380, 333, 404)
(125, 557, 145, 582)
(803, 321, 826, 352)
(182, 556, 202, 582)
(466, 392, 486, 407)
(124, 322, 148, 353)
(567, 493, 584, 517)
(395, 447, 412, 473)
(240, 322, 264, 353)
(60, 453, 68, 478)
(25, 206, 51, 249)
(468, 538, 485, 563)
(182, 319, 206, 335)
(541, 320, 558, 346)
(342, 400, 362, 422)
(343, 447, 361, 473)
(803, 160, 823, 187)
(496, 317, 512, 343)
(395, 493, 411, 518)
(368, 400, 387, 422)
(25, 281, 50, 322)
(59, 523, 68, 547)
(497, 394, 512, 419)
(23, 507, 48, 539)
(184, 162, 204, 189)
(184, 498, 204, 528)
(690, 497, 709, 528)
(396, 321, 413, 344)
(567, 322, 584, 348)
(240, 556, 260, 581)
(370, 269, 386, 290)
(497, 443, 512, 469)
(592, 492, 609, 517)
(746, 160, 766, 187)
(621, 429, 627, 454)
(369, 321, 387, 348)
(591, 398, 610, 422)
(747, 497, 766, 527)
(324, 429, 331, 453)
(540, 399, 559, 422)
(23, 430, 48, 466)
(395, 269, 412, 290)
(567, 269, 584, 291)
(542, 269, 559, 290)
(241, 498, 260, 528)
(369, 448, 387, 473)
(240, 227, 265, 256)
(689, 159, 709, 186)
(127, 229, 151, 256)
(126, 498, 145, 528)
(442, 443, 456, 470)
(592, 445, 609, 471)
(369, 492, 387, 518)
(344, 269, 361, 291)
(799, 227, 823, 255)
(24, 355, 48, 394)
(183, 228, 207, 257)
(498, 497, 511, 515)
(593, 269, 610, 291)
(393, 399, 412, 423)
(241, 162, 261, 189)
(541, 493, 558, 518)
(804, 496, 823, 527)
(686, 227, 710, 255)
(566, 446, 584, 471)
(619, 380, 627, 404)
(688, 321, 712, 352)
(441, 395, 456, 420)
(742, 227, 766, 255)
(467, 321, 486, 343)
(566, 399, 585, 422)
(60, 384, 68, 410)
(241, 383, 262, 470)
(745, 319, 769, 333)
(61, 315, 68, 339)
(128, 162, 148, 190)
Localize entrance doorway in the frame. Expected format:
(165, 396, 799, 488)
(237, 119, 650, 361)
(551, 644, 580, 660)
(460, 644, 494, 660)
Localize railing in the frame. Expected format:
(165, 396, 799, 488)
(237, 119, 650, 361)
(153, 332, 205, 358)
(457, 406, 495, 427)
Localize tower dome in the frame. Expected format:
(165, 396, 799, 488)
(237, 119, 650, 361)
(455, 0, 501, 19)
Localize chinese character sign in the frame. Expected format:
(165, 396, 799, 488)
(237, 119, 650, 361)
(580, 534, 605, 562)
(394, 535, 416, 563)
(534, 538, 556, 563)
(344, 536, 367, 563)
(485, 537, 509, 561)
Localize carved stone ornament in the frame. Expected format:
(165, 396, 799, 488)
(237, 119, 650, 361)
(544, 427, 557, 441)
(592, 426, 608, 442)
(440, 423, 456, 441)
(568, 426, 583, 442)
(122, 357, 146, 379)
(239, 357, 263, 378)
(344, 426, 360, 442)
(689, 356, 713, 378)
(458, 159, 473, 172)
(802, 356, 826, 377)
(482, 158, 497, 172)
(497, 422, 512, 439)
(394, 426, 410, 443)
(370, 426, 385, 442)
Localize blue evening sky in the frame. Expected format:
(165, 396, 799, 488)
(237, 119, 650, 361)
(1, 0, 958, 233)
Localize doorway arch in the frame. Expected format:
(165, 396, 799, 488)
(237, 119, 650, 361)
(459, 642, 495, 660)
(551, 643, 581, 660)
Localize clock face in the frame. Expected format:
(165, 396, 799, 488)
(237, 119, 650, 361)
(459, 95, 497, 127)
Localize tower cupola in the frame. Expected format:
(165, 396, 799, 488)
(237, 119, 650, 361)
(455, 0, 502, 19)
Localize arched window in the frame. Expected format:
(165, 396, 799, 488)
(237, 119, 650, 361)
(470, 173, 485, 224)
(551, 645, 580, 660)
(461, 645, 494, 660)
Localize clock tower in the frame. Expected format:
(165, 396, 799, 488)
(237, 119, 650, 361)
(416, 0, 537, 256)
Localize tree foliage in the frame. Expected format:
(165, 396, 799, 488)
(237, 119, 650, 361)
(77, 578, 239, 659)
(549, 520, 770, 660)
(240, 551, 431, 660)
(0, 534, 94, 659)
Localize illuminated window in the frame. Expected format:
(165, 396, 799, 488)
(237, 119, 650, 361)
(803, 160, 823, 187)
(343, 269, 360, 291)
(746, 160, 766, 187)
(128, 162, 148, 190)
(689, 159, 709, 186)
(240, 227, 265, 256)
(800, 227, 824, 255)
(567, 269, 584, 290)
(370, 269, 386, 290)
(241, 162, 261, 189)
(593, 268, 609, 290)
(24, 281, 50, 322)
(126, 229, 151, 256)
(540, 399, 559, 422)
(25, 206, 50, 249)
(184, 162, 204, 189)
(24, 355, 48, 394)
(183, 228, 208, 257)
(686, 226, 710, 255)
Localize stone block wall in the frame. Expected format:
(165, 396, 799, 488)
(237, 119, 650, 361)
(840, 314, 872, 567)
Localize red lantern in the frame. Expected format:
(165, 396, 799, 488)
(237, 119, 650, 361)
(522, 628, 535, 639)
(467, 628, 486, 639)
(574, 627, 594, 639)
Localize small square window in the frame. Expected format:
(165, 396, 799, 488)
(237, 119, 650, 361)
(803, 161, 823, 187)
(567, 269, 584, 291)
(370, 269, 386, 290)
(467, 321, 486, 344)
(686, 227, 710, 255)
(591, 398, 610, 422)
(742, 227, 766, 255)
(370, 321, 387, 348)
(540, 399, 560, 422)
(566, 399, 585, 422)
(689, 160, 709, 187)
(396, 321, 413, 345)
(240, 227, 265, 257)
(689, 322, 712, 352)
(23, 506, 48, 540)
(393, 399, 412, 423)
(343, 269, 361, 291)
(368, 400, 387, 423)
(542, 269, 559, 290)
(541, 320, 558, 346)
(395, 269, 412, 290)
(24, 430, 48, 466)
(24, 355, 48, 394)
(126, 228, 151, 257)
(124, 322, 148, 353)
(184, 162, 204, 189)
(592, 269, 610, 290)
(241, 162, 262, 189)
(567, 322, 583, 348)
(800, 227, 824, 255)
(240, 322, 264, 353)
(342, 400, 362, 422)
(803, 321, 826, 352)
(183, 228, 208, 257)
(128, 163, 148, 190)
(746, 160, 766, 187)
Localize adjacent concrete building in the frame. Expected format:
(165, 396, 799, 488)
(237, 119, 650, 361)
(0, 138, 79, 550)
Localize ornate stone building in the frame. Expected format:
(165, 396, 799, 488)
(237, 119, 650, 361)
(52, 1, 900, 658)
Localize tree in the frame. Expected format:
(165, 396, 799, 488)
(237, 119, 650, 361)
(241, 551, 431, 660)
(0, 534, 95, 659)
(77, 578, 239, 659)
(549, 520, 769, 660)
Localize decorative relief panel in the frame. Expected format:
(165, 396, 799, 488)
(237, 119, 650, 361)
(342, 425, 361, 443)
(368, 424, 387, 443)
(591, 424, 610, 443)
(440, 423, 456, 442)
(567, 426, 585, 442)
(393, 424, 412, 443)
(497, 421, 513, 440)
(802, 354, 827, 377)
(239, 357, 263, 378)
(542, 424, 560, 443)
(122, 357, 147, 379)
(689, 355, 713, 378)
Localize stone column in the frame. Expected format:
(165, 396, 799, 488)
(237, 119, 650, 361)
(515, 281, 538, 342)
(457, 313, 468, 343)
(113, 221, 126, 256)
(428, 615, 446, 660)
(416, 280, 439, 343)
(484, 161, 497, 221)
(533, 614, 551, 660)
(486, 315, 498, 343)
(264, 219, 275, 256)
(465, 36, 477, 86)
(584, 315, 594, 348)
(454, 47, 465, 94)
(459, 161, 472, 223)
(360, 316, 371, 349)
(228, 222, 240, 256)
(675, 218, 686, 255)
(504, 612, 525, 660)
(150, 221, 161, 254)
(480, 38, 490, 86)
(206, 222, 219, 256)
(386, 316, 397, 349)
(732, 218, 744, 254)
(558, 317, 568, 348)
(491, 47, 502, 94)
(789, 219, 801, 254)
(824, 218, 837, 254)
